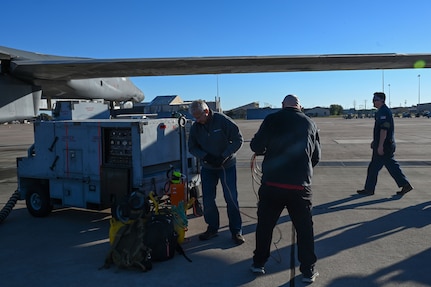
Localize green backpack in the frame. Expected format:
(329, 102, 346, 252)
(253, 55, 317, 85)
(103, 218, 152, 272)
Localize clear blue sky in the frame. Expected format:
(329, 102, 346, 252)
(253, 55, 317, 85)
(3, 0, 430, 110)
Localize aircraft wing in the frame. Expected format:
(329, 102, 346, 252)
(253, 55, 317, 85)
(1, 46, 430, 123)
(7, 52, 431, 81)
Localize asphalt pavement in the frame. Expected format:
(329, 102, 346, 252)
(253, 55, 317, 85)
(1, 117, 430, 287)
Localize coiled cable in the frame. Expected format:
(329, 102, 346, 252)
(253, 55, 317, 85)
(0, 190, 20, 224)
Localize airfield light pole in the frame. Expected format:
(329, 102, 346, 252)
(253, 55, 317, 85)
(418, 74, 421, 106)
(216, 75, 220, 112)
(388, 84, 391, 108)
(217, 75, 219, 98)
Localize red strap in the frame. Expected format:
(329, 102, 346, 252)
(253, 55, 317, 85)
(265, 181, 304, 191)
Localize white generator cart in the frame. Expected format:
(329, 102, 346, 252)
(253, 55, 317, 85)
(17, 118, 199, 217)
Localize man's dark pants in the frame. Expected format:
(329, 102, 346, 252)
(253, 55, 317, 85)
(365, 148, 409, 192)
(201, 165, 242, 235)
(253, 184, 317, 273)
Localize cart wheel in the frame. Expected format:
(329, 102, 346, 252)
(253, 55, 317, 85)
(25, 189, 52, 217)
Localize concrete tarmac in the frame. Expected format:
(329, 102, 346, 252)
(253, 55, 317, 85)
(1, 117, 431, 287)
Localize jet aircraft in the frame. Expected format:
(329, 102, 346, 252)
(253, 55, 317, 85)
(0, 46, 145, 123)
(1, 45, 430, 122)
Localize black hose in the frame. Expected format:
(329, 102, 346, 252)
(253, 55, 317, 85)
(0, 190, 20, 224)
(290, 222, 296, 286)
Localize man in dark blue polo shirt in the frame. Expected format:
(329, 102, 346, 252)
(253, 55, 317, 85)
(357, 92, 413, 196)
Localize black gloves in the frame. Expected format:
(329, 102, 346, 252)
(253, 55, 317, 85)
(203, 154, 225, 167)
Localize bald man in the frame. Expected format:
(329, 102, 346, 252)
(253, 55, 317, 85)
(249, 94, 321, 283)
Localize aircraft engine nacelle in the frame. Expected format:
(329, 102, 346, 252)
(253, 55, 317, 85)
(0, 74, 41, 123)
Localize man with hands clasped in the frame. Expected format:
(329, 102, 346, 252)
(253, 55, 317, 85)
(188, 100, 245, 245)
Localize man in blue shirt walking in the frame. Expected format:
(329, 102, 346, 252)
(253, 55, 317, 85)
(357, 92, 413, 196)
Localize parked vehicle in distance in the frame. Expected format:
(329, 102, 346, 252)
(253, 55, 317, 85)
(402, 112, 412, 118)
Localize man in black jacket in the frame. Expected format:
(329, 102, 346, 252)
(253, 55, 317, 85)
(249, 94, 321, 283)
